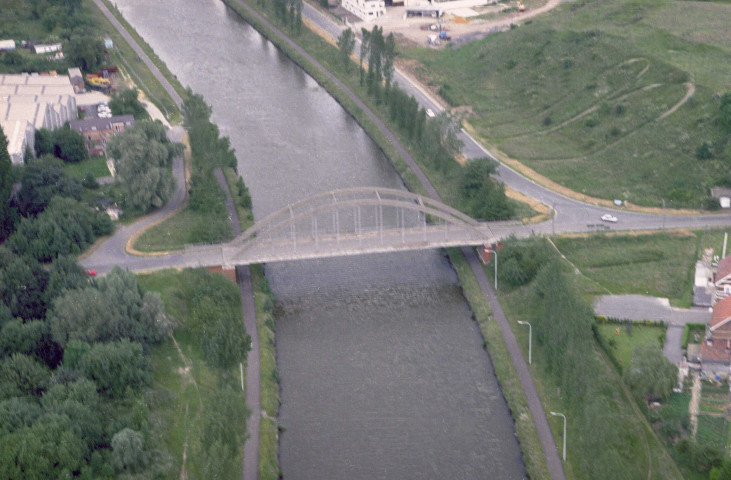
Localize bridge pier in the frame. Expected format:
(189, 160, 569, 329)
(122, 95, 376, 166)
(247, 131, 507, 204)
(207, 265, 238, 283)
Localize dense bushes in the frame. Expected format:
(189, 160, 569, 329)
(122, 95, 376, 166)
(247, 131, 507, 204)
(15, 157, 82, 217)
(7, 196, 112, 262)
(108, 120, 182, 213)
(459, 157, 513, 220)
(34, 126, 87, 163)
(495, 235, 553, 288)
(0, 260, 170, 478)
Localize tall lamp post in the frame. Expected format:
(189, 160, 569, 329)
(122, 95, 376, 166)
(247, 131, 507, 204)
(662, 198, 666, 230)
(492, 249, 498, 291)
(550, 411, 567, 462)
(517, 320, 532, 364)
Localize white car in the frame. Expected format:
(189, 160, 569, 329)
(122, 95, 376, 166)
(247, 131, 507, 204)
(601, 213, 618, 223)
(426, 108, 436, 118)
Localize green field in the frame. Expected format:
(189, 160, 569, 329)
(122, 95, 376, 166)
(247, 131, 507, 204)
(553, 232, 697, 305)
(595, 323, 666, 372)
(402, 0, 731, 207)
(63, 155, 110, 179)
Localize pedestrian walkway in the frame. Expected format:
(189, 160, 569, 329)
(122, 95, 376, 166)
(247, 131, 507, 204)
(594, 295, 711, 364)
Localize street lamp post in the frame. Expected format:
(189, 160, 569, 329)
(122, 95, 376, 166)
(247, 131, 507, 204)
(662, 198, 666, 230)
(550, 411, 567, 462)
(517, 320, 532, 364)
(493, 249, 498, 291)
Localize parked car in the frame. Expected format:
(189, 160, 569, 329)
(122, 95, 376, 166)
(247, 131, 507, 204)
(84, 269, 97, 276)
(426, 108, 436, 118)
(601, 213, 618, 223)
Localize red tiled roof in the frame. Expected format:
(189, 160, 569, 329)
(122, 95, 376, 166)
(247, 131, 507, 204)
(711, 295, 731, 331)
(716, 255, 731, 285)
(701, 339, 731, 365)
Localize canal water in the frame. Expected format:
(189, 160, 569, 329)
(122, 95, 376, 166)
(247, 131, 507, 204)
(113, 0, 525, 477)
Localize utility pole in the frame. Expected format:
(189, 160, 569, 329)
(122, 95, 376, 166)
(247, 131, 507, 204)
(662, 198, 665, 230)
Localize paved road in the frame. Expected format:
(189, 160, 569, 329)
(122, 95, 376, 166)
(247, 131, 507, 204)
(594, 295, 711, 364)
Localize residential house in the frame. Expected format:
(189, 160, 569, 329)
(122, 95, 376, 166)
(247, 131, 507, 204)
(714, 255, 731, 303)
(701, 295, 731, 378)
(70, 114, 134, 156)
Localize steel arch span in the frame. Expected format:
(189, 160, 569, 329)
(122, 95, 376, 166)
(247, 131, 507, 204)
(223, 187, 494, 266)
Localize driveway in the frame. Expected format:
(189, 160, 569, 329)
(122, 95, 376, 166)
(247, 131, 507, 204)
(594, 295, 711, 364)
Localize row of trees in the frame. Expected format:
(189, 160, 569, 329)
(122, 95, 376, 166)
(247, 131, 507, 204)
(183, 90, 251, 243)
(336, 26, 514, 220)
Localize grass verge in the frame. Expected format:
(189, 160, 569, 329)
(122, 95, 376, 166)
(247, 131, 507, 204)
(63, 155, 110, 179)
(250, 264, 281, 480)
(594, 323, 666, 372)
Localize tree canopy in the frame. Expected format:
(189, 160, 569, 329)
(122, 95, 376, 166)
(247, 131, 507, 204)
(7, 196, 113, 262)
(15, 156, 82, 217)
(623, 344, 678, 403)
(108, 120, 181, 212)
(109, 88, 150, 120)
(0, 125, 17, 241)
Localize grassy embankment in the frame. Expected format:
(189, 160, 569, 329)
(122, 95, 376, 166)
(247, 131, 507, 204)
(552, 231, 698, 306)
(132, 164, 254, 252)
(490, 242, 685, 480)
(479, 229, 731, 478)
(402, 0, 730, 208)
(89, 0, 186, 123)
(249, 264, 281, 480)
(137, 269, 248, 480)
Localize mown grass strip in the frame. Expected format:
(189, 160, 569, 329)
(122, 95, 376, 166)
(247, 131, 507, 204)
(250, 264, 281, 480)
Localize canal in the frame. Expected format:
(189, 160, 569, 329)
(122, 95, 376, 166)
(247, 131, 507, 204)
(113, 0, 525, 477)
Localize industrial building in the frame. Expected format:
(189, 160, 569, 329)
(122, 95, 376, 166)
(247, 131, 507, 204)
(0, 73, 77, 164)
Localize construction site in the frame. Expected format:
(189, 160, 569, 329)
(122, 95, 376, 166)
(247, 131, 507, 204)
(348, 0, 559, 47)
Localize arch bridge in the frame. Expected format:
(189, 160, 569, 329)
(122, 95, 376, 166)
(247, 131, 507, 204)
(219, 187, 494, 266)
